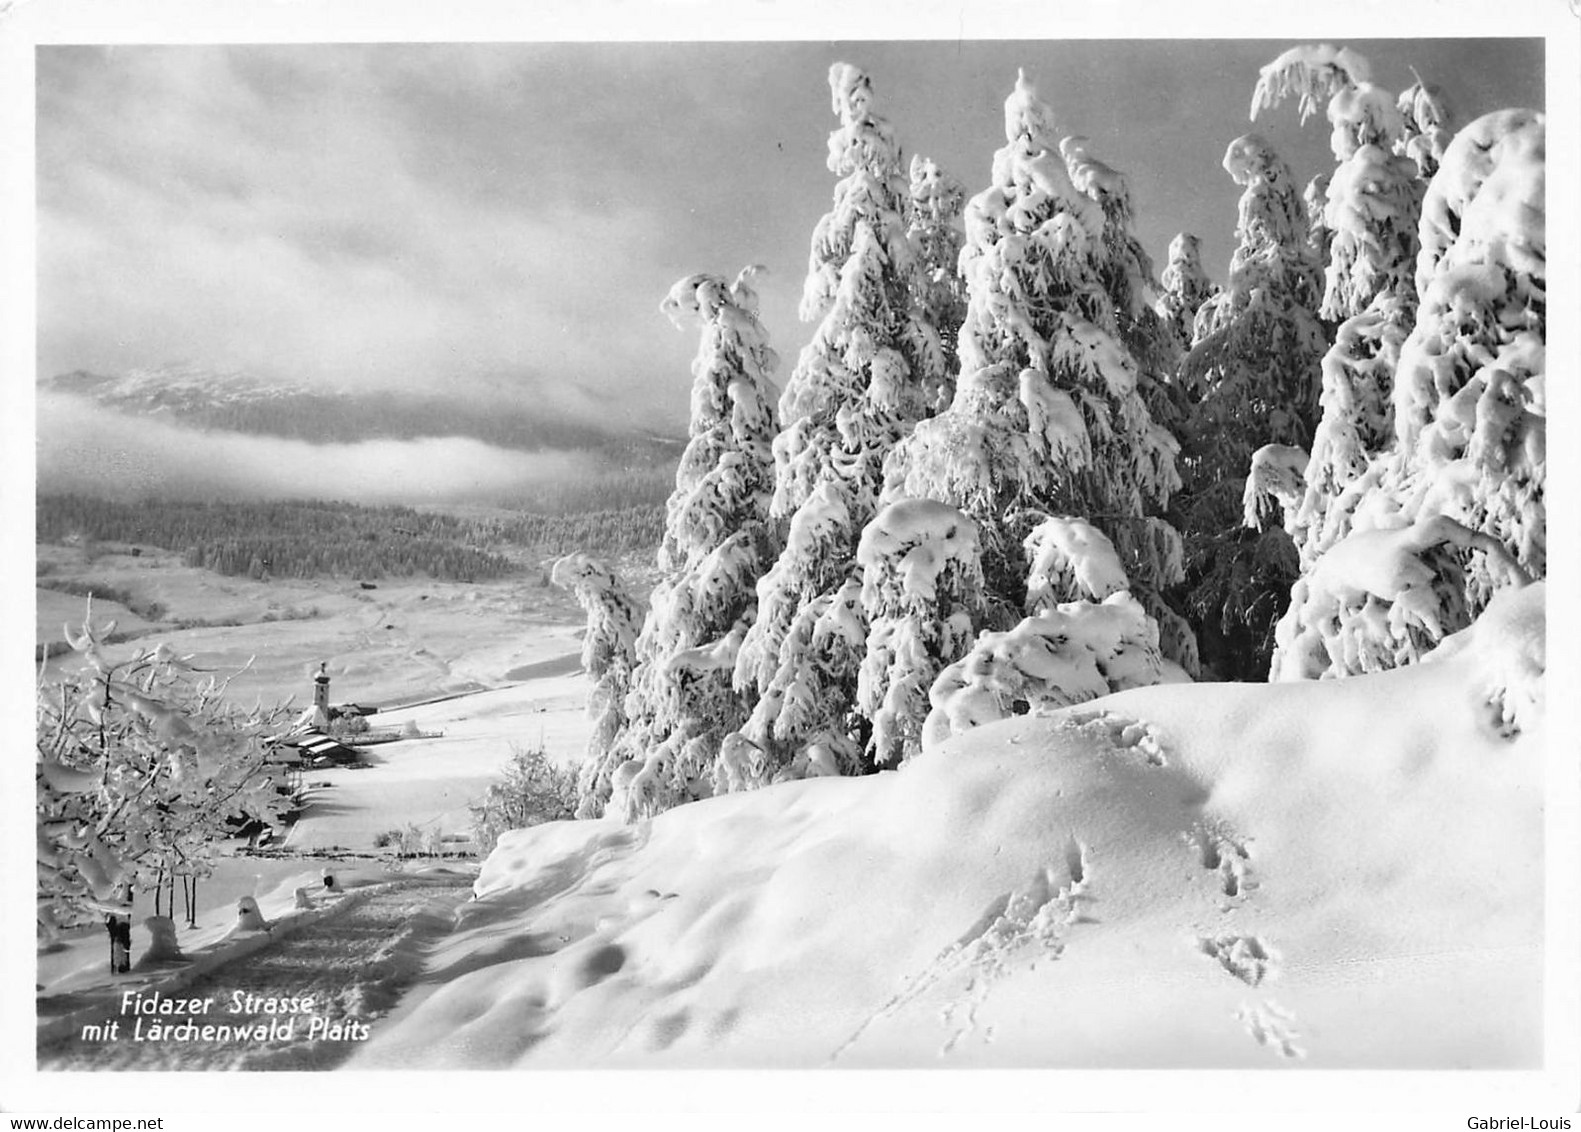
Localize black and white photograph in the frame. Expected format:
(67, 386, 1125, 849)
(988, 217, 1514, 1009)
(3, 0, 1576, 1122)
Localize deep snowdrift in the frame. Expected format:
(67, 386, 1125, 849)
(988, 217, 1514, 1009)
(356, 583, 1545, 1069)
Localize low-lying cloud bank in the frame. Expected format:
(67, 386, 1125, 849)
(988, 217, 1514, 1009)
(36, 392, 603, 505)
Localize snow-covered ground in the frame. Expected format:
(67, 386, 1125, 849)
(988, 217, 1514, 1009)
(340, 585, 1549, 1070)
(22, 576, 1572, 1115)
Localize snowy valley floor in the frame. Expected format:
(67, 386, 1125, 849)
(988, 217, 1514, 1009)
(35, 585, 1549, 1072)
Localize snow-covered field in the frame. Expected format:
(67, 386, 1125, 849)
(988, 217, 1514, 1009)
(35, 542, 587, 709)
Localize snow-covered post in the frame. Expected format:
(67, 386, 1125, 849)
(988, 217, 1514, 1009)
(884, 71, 1186, 663)
(856, 499, 984, 765)
(549, 553, 641, 819)
(1270, 109, 1545, 679)
(724, 63, 956, 786)
(603, 269, 780, 821)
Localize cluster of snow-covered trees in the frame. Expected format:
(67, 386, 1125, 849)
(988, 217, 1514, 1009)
(555, 48, 1545, 820)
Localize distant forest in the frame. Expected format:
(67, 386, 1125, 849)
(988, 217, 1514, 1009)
(37, 494, 665, 582)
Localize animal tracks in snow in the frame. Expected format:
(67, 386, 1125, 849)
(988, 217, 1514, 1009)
(1061, 709, 1170, 767)
(1197, 933, 1275, 987)
(1194, 927, 1304, 1060)
(1236, 999, 1305, 1060)
(1185, 821, 1256, 900)
(833, 838, 1093, 1062)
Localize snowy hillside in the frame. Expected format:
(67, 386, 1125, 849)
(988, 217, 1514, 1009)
(354, 582, 1545, 1069)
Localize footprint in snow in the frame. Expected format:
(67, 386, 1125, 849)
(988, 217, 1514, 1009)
(1196, 932, 1276, 987)
(1062, 709, 1169, 767)
(1185, 822, 1255, 900)
(832, 838, 1093, 1061)
(1237, 999, 1304, 1059)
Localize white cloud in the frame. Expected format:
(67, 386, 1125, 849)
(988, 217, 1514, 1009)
(37, 393, 602, 505)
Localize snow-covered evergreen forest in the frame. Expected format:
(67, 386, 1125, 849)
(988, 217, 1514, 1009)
(561, 46, 1547, 822)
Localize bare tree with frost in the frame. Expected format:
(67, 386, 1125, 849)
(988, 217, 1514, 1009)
(1268, 109, 1545, 679)
(550, 553, 641, 819)
(724, 64, 956, 787)
(600, 269, 780, 820)
(38, 611, 291, 942)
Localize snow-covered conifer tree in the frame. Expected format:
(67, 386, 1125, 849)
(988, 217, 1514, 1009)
(1396, 79, 1455, 181)
(1247, 46, 1451, 572)
(855, 498, 984, 765)
(550, 553, 642, 819)
(723, 64, 955, 786)
(1303, 173, 1333, 264)
(771, 63, 949, 520)
(1155, 232, 1217, 356)
(1062, 135, 1181, 395)
(883, 72, 1185, 653)
(602, 269, 780, 819)
(905, 153, 969, 410)
(1168, 131, 1327, 677)
(1268, 109, 1545, 679)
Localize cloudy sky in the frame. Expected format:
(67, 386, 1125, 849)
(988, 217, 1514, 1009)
(36, 37, 1545, 433)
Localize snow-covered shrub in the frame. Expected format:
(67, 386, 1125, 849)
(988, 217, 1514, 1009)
(1171, 132, 1327, 678)
(602, 268, 780, 820)
(37, 608, 292, 940)
(923, 590, 1162, 749)
(1270, 108, 1545, 680)
(549, 553, 641, 819)
(884, 71, 1185, 652)
(725, 64, 957, 785)
(1270, 514, 1528, 680)
(469, 744, 578, 857)
(856, 498, 984, 765)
